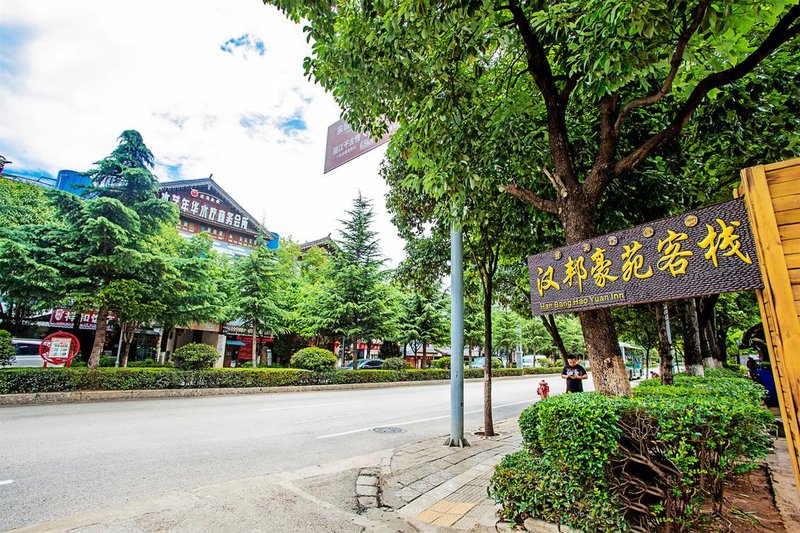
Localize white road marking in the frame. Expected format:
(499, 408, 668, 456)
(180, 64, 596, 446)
(316, 400, 532, 439)
(0, 480, 13, 486)
(259, 401, 356, 412)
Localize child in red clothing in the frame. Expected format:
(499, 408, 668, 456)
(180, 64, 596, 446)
(536, 379, 550, 399)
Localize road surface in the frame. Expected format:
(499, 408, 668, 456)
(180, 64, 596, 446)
(0, 374, 593, 530)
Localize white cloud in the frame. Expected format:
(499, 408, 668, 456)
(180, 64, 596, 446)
(0, 0, 406, 266)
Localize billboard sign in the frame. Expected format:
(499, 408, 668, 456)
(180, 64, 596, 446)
(323, 119, 399, 173)
(528, 198, 763, 316)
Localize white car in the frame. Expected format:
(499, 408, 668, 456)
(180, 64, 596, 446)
(10, 338, 44, 367)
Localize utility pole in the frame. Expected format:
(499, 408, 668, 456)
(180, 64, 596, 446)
(445, 223, 468, 447)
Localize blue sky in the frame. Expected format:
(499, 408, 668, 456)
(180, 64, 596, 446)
(0, 0, 403, 266)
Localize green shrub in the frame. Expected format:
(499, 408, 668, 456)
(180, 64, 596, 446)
(0, 330, 15, 367)
(383, 357, 408, 370)
(290, 347, 338, 372)
(432, 356, 450, 369)
(98, 356, 116, 367)
(492, 374, 774, 531)
(172, 343, 219, 370)
(127, 358, 168, 368)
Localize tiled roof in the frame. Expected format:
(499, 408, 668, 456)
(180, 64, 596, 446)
(159, 177, 273, 240)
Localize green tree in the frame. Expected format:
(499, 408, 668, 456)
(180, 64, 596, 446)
(0, 180, 60, 334)
(399, 287, 449, 368)
(323, 193, 390, 369)
(158, 232, 236, 361)
(43, 131, 177, 368)
(234, 233, 288, 367)
(492, 308, 521, 361)
(265, 0, 799, 395)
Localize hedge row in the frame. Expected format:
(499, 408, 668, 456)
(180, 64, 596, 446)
(490, 369, 774, 532)
(0, 366, 565, 394)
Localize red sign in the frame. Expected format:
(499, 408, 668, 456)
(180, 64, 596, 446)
(324, 119, 399, 173)
(49, 309, 115, 330)
(39, 331, 80, 367)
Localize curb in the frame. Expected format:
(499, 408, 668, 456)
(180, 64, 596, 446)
(0, 373, 558, 406)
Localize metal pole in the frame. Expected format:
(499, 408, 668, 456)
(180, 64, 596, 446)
(445, 222, 468, 447)
(663, 302, 676, 372)
(516, 320, 523, 369)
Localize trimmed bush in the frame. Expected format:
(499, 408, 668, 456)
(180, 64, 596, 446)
(0, 365, 566, 395)
(0, 330, 15, 367)
(432, 356, 450, 369)
(290, 347, 338, 372)
(98, 356, 116, 367)
(172, 343, 219, 370)
(383, 357, 409, 370)
(491, 373, 774, 531)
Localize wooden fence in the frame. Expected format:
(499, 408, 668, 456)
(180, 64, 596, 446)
(739, 158, 800, 495)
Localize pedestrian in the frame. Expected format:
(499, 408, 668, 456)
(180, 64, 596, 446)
(561, 355, 588, 393)
(746, 357, 759, 381)
(536, 379, 550, 399)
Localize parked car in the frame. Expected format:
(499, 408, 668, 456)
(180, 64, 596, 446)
(10, 338, 44, 367)
(341, 358, 384, 370)
(469, 356, 503, 369)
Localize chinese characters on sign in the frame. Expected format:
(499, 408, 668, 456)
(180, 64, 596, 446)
(160, 190, 250, 230)
(324, 119, 400, 173)
(528, 199, 762, 316)
(49, 309, 116, 330)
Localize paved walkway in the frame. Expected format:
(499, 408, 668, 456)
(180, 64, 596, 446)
(380, 418, 522, 531)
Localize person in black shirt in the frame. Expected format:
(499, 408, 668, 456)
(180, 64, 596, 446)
(561, 355, 588, 393)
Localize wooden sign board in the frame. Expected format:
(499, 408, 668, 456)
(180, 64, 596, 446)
(739, 157, 800, 498)
(527, 198, 762, 316)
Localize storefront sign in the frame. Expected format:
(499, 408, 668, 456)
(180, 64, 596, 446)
(528, 198, 762, 315)
(49, 309, 115, 330)
(161, 190, 251, 231)
(324, 119, 399, 173)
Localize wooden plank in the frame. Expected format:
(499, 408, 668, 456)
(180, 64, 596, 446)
(766, 168, 800, 185)
(776, 209, 800, 226)
(763, 157, 800, 173)
(769, 180, 800, 199)
(784, 253, 800, 269)
(742, 167, 800, 495)
(789, 268, 800, 285)
(792, 284, 800, 302)
(782, 239, 800, 256)
(773, 195, 800, 213)
(779, 224, 800, 241)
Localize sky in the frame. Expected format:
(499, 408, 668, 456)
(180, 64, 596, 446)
(0, 0, 406, 266)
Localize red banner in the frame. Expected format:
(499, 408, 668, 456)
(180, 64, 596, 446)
(49, 309, 115, 330)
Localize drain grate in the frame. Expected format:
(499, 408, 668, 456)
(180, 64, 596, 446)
(373, 426, 406, 434)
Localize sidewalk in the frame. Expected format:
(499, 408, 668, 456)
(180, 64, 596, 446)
(379, 418, 521, 531)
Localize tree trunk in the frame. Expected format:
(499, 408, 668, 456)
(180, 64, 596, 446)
(121, 337, 132, 367)
(680, 299, 704, 376)
(351, 340, 357, 370)
(482, 276, 495, 436)
(716, 326, 729, 366)
(578, 308, 631, 395)
(541, 314, 569, 364)
(251, 323, 258, 368)
(422, 340, 427, 369)
(562, 201, 630, 396)
(88, 306, 109, 369)
(154, 327, 164, 364)
(654, 304, 674, 385)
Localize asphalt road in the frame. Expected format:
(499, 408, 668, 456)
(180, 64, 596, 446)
(0, 374, 592, 531)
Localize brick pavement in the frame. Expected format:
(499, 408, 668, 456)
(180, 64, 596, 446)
(380, 418, 522, 531)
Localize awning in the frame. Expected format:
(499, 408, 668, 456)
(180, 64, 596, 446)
(226, 340, 247, 346)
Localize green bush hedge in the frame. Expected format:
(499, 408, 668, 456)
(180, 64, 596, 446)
(0, 365, 564, 394)
(382, 357, 409, 370)
(490, 372, 774, 531)
(172, 343, 219, 370)
(290, 347, 337, 372)
(0, 330, 15, 367)
(432, 356, 450, 369)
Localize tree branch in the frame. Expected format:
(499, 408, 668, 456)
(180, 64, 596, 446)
(613, 0, 710, 134)
(584, 94, 619, 203)
(614, 6, 800, 177)
(506, 0, 578, 188)
(499, 183, 559, 214)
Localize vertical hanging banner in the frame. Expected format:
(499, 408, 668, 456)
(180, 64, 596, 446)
(323, 119, 399, 173)
(528, 198, 763, 316)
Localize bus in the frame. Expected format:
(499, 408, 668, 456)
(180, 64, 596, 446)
(619, 342, 646, 380)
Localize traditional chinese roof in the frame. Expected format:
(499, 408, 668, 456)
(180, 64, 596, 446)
(299, 233, 339, 254)
(159, 177, 274, 240)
